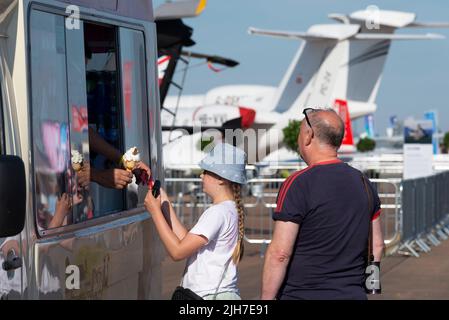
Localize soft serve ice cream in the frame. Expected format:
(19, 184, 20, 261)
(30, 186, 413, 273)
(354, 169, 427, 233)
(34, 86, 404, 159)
(123, 147, 140, 171)
(71, 150, 84, 172)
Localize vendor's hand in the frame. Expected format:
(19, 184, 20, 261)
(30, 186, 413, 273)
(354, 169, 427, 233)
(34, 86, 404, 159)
(144, 189, 161, 215)
(77, 163, 91, 189)
(92, 168, 133, 189)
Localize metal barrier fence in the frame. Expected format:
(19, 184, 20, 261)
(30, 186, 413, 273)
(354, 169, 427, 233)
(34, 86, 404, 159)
(371, 179, 402, 250)
(399, 171, 449, 257)
(165, 175, 403, 255)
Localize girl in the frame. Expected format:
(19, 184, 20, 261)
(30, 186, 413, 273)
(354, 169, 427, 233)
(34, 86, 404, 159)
(143, 143, 247, 300)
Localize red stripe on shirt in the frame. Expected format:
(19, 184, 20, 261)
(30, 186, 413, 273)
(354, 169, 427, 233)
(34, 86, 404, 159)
(275, 159, 326, 209)
(372, 209, 381, 221)
(276, 167, 313, 212)
(276, 159, 343, 213)
(276, 171, 303, 208)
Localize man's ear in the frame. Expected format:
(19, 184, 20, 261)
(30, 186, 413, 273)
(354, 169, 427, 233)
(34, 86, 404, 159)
(304, 128, 313, 146)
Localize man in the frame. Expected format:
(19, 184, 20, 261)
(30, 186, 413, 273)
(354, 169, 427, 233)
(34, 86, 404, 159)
(261, 108, 384, 300)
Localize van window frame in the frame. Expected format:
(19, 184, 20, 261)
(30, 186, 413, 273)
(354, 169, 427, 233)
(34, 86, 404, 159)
(0, 84, 5, 155)
(27, 3, 153, 238)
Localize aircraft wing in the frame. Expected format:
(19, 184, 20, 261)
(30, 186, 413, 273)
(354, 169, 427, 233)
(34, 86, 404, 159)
(329, 11, 449, 29)
(181, 51, 239, 67)
(155, 0, 207, 21)
(407, 22, 449, 28)
(349, 9, 416, 28)
(248, 24, 360, 41)
(354, 33, 445, 40)
(248, 27, 335, 41)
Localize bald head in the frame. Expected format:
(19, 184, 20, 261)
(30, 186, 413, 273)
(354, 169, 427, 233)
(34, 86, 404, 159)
(308, 108, 345, 149)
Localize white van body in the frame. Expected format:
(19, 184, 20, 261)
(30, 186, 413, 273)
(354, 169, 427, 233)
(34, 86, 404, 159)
(0, 0, 164, 299)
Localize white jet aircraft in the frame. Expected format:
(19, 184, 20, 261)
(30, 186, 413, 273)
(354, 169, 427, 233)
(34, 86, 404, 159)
(161, 9, 448, 166)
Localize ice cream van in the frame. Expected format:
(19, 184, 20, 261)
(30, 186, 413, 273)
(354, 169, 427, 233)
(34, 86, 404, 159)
(0, 0, 165, 299)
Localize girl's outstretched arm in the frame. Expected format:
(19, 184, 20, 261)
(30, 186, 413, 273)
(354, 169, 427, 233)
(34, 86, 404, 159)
(145, 189, 207, 261)
(160, 188, 188, 240)
(135, 160, 189, 240)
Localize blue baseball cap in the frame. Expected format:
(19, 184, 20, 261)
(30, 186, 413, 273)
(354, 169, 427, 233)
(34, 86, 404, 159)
(199, 143, 247, 184)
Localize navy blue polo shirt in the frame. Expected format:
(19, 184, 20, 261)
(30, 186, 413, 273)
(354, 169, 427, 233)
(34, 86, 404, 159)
(273, 159, 381, 300)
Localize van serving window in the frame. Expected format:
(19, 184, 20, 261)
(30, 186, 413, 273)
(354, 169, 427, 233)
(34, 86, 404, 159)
(84, 23, 126, 217)
(29, 9, 150, 233)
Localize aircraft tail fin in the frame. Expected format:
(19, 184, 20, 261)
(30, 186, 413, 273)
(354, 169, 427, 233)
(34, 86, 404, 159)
(342, 35, 444, 107)
(335, 9, 447, 109)
(249, 10, 448, 122)
(249, 24, 362, 114)
(155, 0, 207, 20)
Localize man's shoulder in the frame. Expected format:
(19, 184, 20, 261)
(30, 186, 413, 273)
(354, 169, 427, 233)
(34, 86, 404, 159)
(277, 168, 315, 201)
(281, 162, 361, 191)
(290, 162, 350, 179)
(313, 161, 362, 175)
(285, 166, 315, 186)
(341, 163, 375, 182)
(341, 162, 364, 175)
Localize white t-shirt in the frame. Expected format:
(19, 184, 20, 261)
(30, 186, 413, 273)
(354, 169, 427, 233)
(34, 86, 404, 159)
(182, 200, 239, 297)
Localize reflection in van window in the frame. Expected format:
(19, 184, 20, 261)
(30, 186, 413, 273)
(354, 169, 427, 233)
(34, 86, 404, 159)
(30, 11, 72, 230)
(0, 85, 4, 155)
(30, 11, 150, 232)
(36, 172, 73, 229)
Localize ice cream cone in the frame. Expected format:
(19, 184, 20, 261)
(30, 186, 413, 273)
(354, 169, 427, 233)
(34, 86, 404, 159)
(72, 162, 83, 172)
(71, 150, 84, 173)
(123, 147, 140, 171)
(124, 160, 135, 172)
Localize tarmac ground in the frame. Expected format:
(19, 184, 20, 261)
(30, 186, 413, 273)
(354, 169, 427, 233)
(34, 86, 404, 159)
(162, 239, 449, 300)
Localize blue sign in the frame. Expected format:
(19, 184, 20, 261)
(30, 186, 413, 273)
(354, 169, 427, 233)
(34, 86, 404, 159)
(364, 114, 375, 138)
(389, 115, 398, 127)
(424, 111, 438, 154)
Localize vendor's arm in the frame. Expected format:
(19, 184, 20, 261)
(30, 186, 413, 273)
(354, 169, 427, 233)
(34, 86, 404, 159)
(91, 167, 133, 189)
(88, 127, 122, 164)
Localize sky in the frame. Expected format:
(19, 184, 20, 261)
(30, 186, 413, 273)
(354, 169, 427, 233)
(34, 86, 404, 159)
(154, 0, 449, 136)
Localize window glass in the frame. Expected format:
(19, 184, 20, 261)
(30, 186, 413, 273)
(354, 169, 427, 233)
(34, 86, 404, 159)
(0, 85, 4, 155)
(30, 11, 151, 231)
(119, 28, 150, 208)
(66, 21, 94, 223)
(30, 11, 71, 230)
